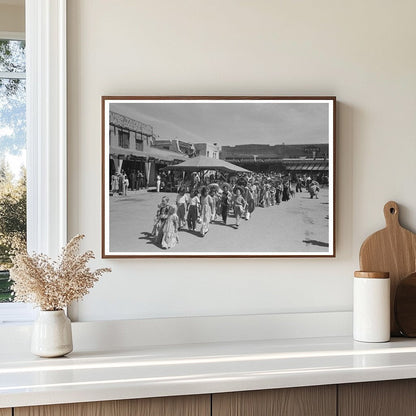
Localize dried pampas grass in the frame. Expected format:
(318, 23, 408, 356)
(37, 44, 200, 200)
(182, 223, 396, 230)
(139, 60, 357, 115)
(10, 234, 111, 311)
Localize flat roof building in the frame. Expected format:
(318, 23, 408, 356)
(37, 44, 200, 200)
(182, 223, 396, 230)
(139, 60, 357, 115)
(220, 143, 329, 175)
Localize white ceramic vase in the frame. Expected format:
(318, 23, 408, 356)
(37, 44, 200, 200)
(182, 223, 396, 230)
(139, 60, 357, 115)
(31, 310, 73, 357)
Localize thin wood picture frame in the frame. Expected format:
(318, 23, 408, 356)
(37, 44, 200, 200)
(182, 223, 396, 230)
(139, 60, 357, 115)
(102, 96, 336, 258)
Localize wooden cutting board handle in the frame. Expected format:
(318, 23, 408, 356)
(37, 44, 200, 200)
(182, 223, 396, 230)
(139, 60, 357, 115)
(383, 201, 400, 228)
(359, 201, 416, 336)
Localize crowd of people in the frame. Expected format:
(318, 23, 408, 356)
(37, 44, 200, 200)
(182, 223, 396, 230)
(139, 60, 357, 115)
(111, 170, 146, 196)
(149, 171, 322, 250)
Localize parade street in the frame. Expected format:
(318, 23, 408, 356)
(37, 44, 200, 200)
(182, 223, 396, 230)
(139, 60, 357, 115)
(109, 187, 330, 254)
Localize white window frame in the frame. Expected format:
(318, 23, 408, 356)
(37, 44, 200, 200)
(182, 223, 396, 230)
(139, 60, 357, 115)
(0, 30, 33, 323)
(0, 0, 67, 324)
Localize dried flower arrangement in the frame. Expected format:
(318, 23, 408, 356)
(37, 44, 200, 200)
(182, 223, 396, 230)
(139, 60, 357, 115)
(10, 234, 111, 311)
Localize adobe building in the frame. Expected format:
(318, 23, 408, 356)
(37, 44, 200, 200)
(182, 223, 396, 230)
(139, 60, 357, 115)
(109, 111, 188, 187)
(154, 140, 222, 159)
(220, 143, 329, 177)
(152, 139, 196, 157)
(194, 142, 221, 159)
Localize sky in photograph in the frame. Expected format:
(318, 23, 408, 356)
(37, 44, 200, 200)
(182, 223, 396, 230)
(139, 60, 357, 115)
(110, 101, 330, 146)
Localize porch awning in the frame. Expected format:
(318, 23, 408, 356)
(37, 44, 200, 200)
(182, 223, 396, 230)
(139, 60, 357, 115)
(162, 155, 251, 173)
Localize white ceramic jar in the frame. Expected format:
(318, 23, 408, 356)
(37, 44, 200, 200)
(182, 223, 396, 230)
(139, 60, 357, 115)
(353, 271, 390, 343)
(31, 310, 73, 357)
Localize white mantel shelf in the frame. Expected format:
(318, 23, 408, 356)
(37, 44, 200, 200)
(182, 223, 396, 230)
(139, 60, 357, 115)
(2, 336, 416, 409)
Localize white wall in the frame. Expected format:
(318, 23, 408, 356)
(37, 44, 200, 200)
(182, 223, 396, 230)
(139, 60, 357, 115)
(67, 0, 416, 322)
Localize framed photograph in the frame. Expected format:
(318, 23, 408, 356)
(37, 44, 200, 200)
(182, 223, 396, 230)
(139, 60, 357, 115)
(102, 96, 335, 258)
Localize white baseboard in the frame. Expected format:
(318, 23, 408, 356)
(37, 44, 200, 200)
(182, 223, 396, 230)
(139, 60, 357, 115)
(0, 311, 352, 353)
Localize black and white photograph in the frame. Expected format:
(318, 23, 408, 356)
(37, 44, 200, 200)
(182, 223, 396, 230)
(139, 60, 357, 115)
(102, 97, 335, 257)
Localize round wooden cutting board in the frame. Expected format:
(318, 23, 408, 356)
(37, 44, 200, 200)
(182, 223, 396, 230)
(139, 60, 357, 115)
(395, 272, 416, 337)
(359, 201, 416, 336)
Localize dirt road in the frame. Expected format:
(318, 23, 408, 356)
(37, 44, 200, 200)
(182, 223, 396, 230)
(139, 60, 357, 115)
(109, 188, 331, 254)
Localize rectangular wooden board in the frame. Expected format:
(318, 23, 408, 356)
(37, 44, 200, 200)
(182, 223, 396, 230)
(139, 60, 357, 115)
(15, 395, 210, 416)
(212, 386, 336, 416)
(339, 380, 416, 416)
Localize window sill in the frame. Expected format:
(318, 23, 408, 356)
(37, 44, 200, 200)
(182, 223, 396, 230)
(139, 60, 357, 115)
(0, 303, 36, 324)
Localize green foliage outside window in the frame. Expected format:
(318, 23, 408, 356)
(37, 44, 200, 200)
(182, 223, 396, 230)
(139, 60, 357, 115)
(0, 162, 26, 302)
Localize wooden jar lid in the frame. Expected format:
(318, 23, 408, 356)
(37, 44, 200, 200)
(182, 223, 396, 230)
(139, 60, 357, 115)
(354, 271, 390, 279)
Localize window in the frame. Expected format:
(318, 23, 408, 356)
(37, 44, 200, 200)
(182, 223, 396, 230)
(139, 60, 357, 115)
(0, 0, 67, 324)
(136, 132, 143, 151)
(0, 37, 26, 305)
(119, 130, 130, 149)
